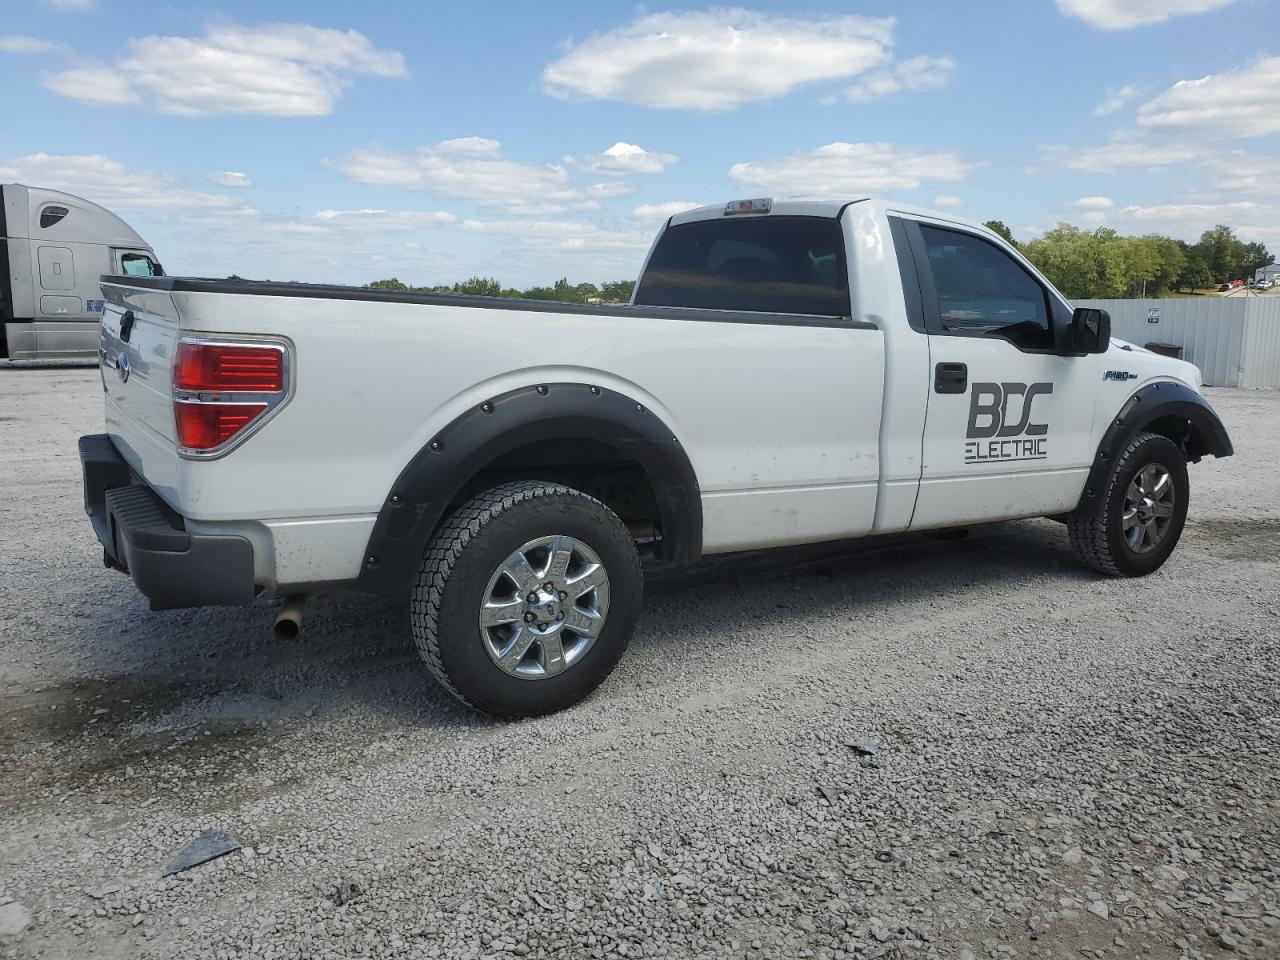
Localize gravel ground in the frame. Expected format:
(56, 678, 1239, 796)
(1, 368, 1277, 960)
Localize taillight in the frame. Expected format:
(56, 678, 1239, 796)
(172, 339, 288, 455)
(175, 341, 284, 393)
(175, 401, 268, 449)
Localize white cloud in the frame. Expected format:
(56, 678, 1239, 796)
(586, 182, 633, 199)
(336, 139, 605, 214)
(1201, 151, 1280, 196)
(840, 55, 955, 103)
(571, 142, 678, 175)
(461, 218, 654, 253)
(542, 9, 894, 110)
(311, 209, 457, 230)
(210, 171, 254, 188)
(1094, 84, 1139, 116)
(1109, 200, 1280, 249)
(632, 201, 703, 221)
(0, 35, 63, 54)
(1137, 57, 1280, 138)
(729, 142, 975, 196)
(1072, 196, 1115, 210)
(41, 22, 406, 117)
(933, 195, 964, 209)
(1057, 0, 1238, 29)
(0, 153, 248, 212)
(1037, 137, 1207, 173)
(42, 67, 139, 105)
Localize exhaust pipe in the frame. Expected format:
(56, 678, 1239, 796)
(274, 594, 306, 640)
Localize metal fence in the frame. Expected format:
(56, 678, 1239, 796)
(1076, 297, 1280, 388)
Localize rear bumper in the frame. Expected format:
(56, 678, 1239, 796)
(79, 434, 256, 608)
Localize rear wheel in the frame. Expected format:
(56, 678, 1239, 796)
(410, 481, 642, 717)
(1067, 431, 1189, 577)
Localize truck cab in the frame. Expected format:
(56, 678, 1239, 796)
(1, 183, 161, 360)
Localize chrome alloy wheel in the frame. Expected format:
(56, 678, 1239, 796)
(478, 536, 610, 679)
(1122, 464, 1176, 554)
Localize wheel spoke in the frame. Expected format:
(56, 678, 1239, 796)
(545, 536, 574, 583)
(1150, 469, 1170, 495)
(480, 597, 525, 628)
(500, 551, 539, 593)
(1122, 506, 1139, 529)
(1152, 501, 1173, 519)
(496, 627, 537, 672)
(564, 606, 604, 638)
(567, 563, 607, 599)
(539, 632, 566, 676)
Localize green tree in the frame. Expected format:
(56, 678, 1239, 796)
(984, 220, 1016, 245)
(451, 276, 504, 297)
(599, 279, 636, 303)
(1193, 225, 1239, 282)
(369, 277, 408, 291)
(1021, 224, 1102, 299)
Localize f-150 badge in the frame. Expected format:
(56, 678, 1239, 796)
(965, 382, 1052, 463)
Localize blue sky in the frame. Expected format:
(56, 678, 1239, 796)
(2, 0, 1277, 286)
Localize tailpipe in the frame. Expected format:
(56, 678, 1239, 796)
(274, 594, 306, 640)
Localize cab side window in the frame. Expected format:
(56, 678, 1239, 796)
(120, 253, 163, 277)
(920, 225, 1052, 351)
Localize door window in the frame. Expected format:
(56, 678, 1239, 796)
(120, 253, 163, 277)
(920, 225, 1052, 350)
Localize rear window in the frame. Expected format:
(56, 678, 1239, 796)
(634, 215, 849, 317)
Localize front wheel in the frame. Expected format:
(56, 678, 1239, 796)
(411, 481, 642, 717)
(1067, 431, 1190, 577)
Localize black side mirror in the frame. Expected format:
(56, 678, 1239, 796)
(1068, 307, 1110, 355)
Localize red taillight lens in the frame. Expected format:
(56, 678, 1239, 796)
(174, 401, 268, 450)
(174, 342, 284, 393)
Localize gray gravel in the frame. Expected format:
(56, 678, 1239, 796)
(1, 367, 1278, 960)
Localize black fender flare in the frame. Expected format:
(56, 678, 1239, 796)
(356, 382, 702, 595)
(1071, 380, 1232, 515)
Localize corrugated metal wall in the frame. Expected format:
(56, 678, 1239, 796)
(1241, 298, 1280, 388)
(1076, 297, 1280, 388)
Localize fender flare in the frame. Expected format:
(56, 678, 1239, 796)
(356, 382, 702, 595)
(1071, 380, 1232, 515)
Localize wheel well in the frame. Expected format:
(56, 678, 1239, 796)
(1142, 413, 1211, 462)
(450, 438, 665, 555)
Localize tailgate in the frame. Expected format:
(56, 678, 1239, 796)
(99, 280, 184, 506)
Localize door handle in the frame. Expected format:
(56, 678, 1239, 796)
(119, 310, 136, 344)
(934, 362, 967, 394)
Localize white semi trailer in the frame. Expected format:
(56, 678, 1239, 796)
(1, 183, 162, 360)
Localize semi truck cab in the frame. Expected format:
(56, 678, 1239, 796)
(1, 183, 161, 361)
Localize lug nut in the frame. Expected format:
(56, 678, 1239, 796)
(524, 612, 535, 623)
(556, 612, 564, 620)
(558, 591, 567, 601)
(527, 592, 538, 603)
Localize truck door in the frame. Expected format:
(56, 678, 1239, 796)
(902, 219, 1102, 527)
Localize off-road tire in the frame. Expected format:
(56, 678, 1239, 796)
(1067, 431, 1189, 577)
(410, 481, 642, 718)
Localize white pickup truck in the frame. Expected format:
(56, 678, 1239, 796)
(80, 198, 1232, 717)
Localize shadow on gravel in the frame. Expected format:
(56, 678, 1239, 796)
(2, 518, 1092, 800)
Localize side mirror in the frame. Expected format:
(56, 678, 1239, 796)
(1068, 307, 1110, 355)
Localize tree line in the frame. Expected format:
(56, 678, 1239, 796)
(369, 276, 636, 304)
(984, 220, 1271, 299)
(369, 221, 1272, 304)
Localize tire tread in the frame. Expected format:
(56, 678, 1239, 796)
(1067, 430, 1175, 577)
(409, 480, 627, 715)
